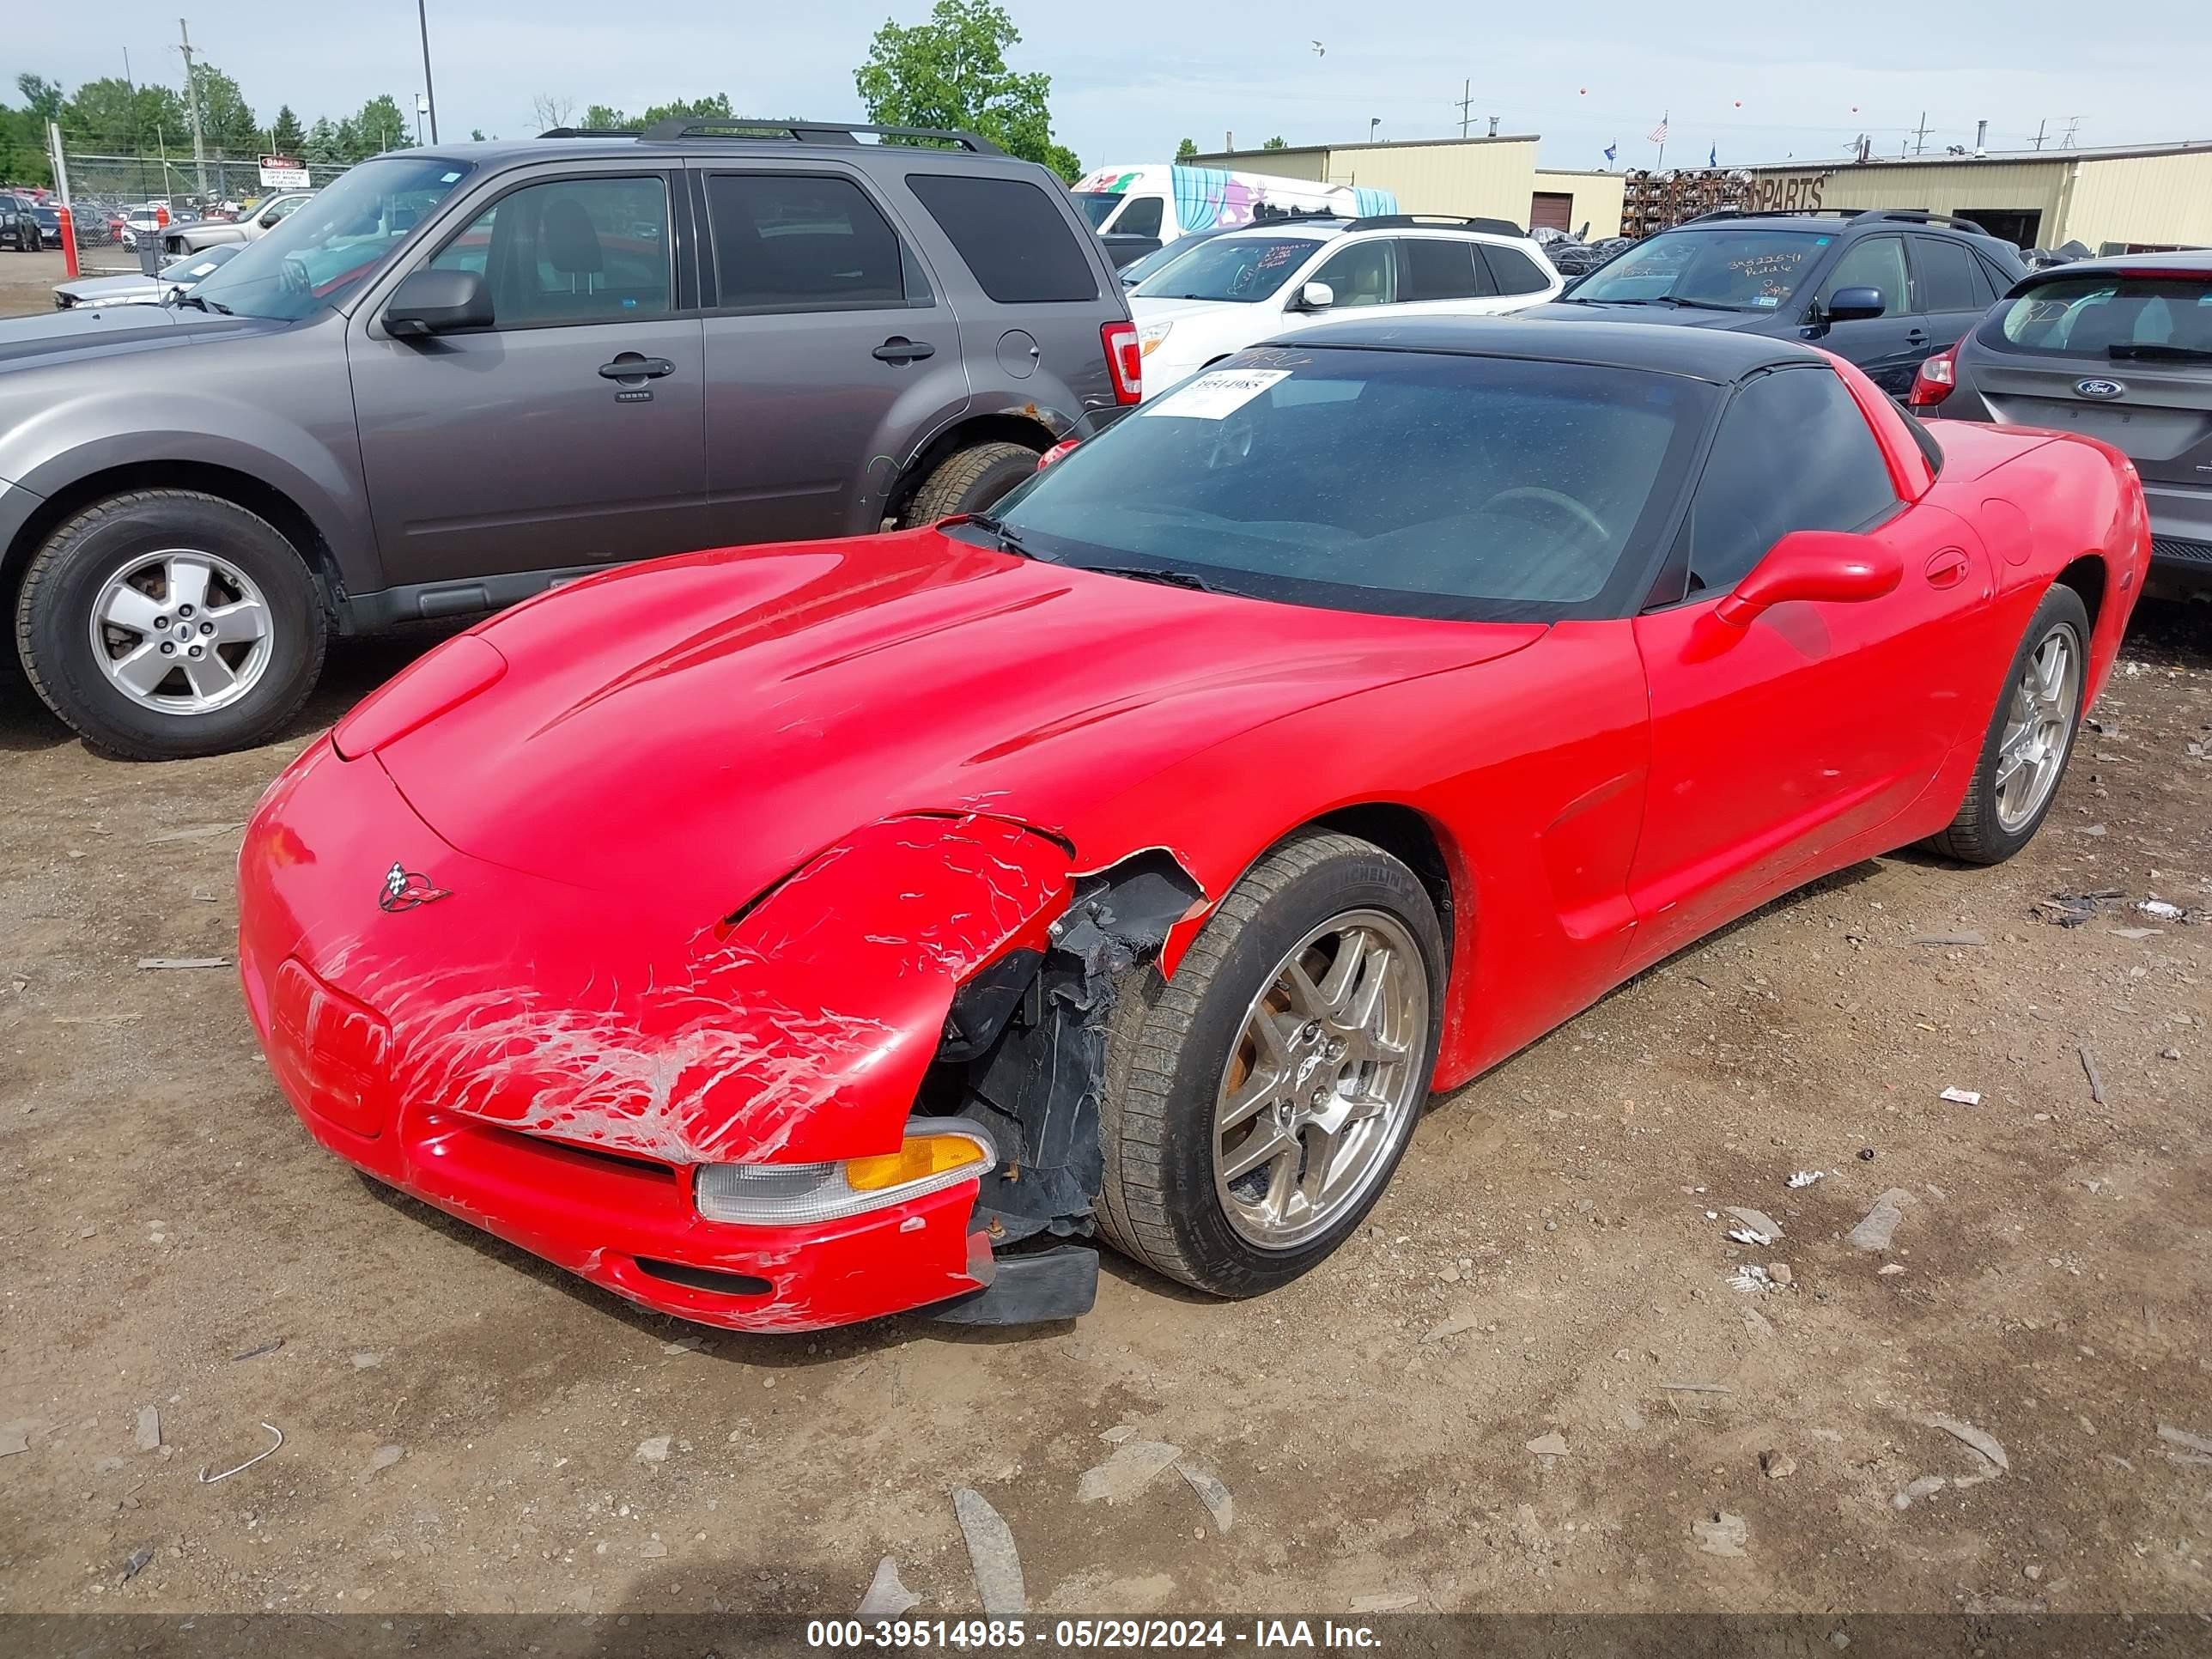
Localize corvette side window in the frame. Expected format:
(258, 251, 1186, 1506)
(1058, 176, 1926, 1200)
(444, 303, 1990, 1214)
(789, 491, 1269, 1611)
(1686, 368, 1899, 596)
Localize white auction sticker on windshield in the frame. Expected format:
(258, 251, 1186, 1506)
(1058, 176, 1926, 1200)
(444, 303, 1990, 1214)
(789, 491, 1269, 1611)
(1139, 368, 1291, 420)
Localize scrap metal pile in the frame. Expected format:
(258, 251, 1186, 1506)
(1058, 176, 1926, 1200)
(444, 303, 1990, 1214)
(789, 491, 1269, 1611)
(1620, 167, 1760, 238)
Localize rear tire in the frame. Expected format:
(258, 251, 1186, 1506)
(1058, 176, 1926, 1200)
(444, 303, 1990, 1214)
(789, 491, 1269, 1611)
(14, 489, 327, 761)
(1094, 831, 1446, 1297)
(896, 441, 1040, 527)
(1928, 583, 2089, 865)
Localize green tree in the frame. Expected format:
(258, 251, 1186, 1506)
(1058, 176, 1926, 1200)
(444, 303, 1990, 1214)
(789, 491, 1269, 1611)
(188, 61, 258, 156)
(582, 103, 630, 131)
(302, 115, 340, 165)
(1174, 137, 1197, 162)
(349, 94, 412, 156)
(269, 104, 306, 154)
(16, 73, 65, 123)
(470, 127, 487, 142)
(637, 94, 733, 126)
(1, 101, 55, 187)
(1261, 136, 1288, 150)
(854, 0, 1079, 180)
(63, 76, 186, 152)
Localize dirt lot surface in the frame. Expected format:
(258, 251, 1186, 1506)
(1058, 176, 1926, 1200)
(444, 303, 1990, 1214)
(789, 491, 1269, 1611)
(2, 593, 2209, 1622)
(1, 248, 88, 317)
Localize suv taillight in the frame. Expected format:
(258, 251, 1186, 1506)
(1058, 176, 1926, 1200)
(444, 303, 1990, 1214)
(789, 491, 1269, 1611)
(1909, 343, 1958, 408)
(1102, 321, 1142, 405)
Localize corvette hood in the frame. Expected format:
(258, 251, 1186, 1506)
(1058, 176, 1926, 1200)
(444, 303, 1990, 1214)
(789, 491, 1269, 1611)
(374, 529, 1540, 914)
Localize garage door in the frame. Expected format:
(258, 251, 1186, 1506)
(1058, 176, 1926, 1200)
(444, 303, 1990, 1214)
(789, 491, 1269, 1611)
(1529, 191, 1573, 233)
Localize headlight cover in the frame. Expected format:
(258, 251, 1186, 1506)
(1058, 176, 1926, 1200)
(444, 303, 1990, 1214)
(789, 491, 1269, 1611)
(695, 1118, 994, 1225)
(1138, 320, 1173, 356)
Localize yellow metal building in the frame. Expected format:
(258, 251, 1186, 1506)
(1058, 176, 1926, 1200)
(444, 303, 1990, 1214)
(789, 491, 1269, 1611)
(1726, 142, 2212, 251)
(1194, 137, 1624, 235)
(1194, 135, 2212, 251)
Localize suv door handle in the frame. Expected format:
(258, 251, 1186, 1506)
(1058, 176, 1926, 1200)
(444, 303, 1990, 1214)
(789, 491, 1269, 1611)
(872, 337, 935, 363)
(599, 355, 675, 380)
(1905, 328, 1929, 344)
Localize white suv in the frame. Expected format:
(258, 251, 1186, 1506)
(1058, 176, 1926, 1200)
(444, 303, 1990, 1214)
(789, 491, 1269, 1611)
(1129, 215, 1562, 398)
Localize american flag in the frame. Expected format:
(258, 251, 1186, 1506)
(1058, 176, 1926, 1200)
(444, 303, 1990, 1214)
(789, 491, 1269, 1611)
(1647, 116, 1670, 144)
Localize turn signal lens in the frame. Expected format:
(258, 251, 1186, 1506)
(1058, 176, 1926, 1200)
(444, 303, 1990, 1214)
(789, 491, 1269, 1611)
(846, 1133, 989, 1192)
(695, 1120, 994, 1224)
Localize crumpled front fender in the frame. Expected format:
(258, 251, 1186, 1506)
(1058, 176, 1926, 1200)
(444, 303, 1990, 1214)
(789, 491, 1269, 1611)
(378, 813, 1075, 1167)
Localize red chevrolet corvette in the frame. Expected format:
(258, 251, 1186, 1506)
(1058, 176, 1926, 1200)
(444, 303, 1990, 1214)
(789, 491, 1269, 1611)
(239, 318, 2148, 1333)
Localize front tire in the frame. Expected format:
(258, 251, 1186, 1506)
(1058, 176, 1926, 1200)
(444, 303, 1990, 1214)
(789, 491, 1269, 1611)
(14, 489, 327, 761)
(896, 441, 1040, 528)
(1095, 831, 1446, 1297)
(1928, 583, 2090, 865)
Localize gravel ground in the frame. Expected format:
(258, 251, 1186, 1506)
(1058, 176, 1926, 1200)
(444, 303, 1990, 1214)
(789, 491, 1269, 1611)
(0, 551, 2209, 1620)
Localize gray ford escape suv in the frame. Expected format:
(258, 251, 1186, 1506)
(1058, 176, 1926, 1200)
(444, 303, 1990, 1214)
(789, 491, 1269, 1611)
(0, 119, 1140, 759)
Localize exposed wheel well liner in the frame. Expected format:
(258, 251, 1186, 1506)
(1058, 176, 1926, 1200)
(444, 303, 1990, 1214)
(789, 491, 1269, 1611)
(887, 413, 1054, 524)
(2054, 553, 2106, 631)
(1311, 802, 1457, 967)
(3, 461, 338, 627)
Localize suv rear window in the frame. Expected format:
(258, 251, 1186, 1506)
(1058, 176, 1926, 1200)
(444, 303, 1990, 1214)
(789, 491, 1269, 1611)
(906, 173, 1097, 305)
(1480, 243, 1552, 296)
(1979, 271, 2212, 359)
(707, 173, 908, 310)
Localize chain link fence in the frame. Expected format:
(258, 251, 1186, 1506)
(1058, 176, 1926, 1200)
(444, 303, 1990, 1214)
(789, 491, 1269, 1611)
(58, 149, 352, 271)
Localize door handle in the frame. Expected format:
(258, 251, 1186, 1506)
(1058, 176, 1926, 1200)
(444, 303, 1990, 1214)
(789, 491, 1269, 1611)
(872, 337, 935, 363)
(1924, 547, 1971, 589)
(1905, 328, 1929, 344)
(599, 356, 675, 380)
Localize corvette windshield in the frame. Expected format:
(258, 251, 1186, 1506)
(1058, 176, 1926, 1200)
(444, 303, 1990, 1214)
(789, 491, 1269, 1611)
(982, 347, 1716, 622)
(187, 155, 474, 322)
(1131, 236, 1323, 302)
(1567, 228, 1826, 311)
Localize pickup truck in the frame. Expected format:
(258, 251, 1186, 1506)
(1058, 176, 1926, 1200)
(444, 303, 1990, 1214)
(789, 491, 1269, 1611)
(161, 191, 313, 257)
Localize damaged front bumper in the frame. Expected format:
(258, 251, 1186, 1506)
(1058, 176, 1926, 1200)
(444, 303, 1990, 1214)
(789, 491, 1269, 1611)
(237, 740, 1193, 1332)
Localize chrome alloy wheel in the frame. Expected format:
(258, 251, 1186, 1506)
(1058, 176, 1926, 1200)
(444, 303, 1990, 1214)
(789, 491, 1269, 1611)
(88, 549, 274, 715)
(1993, 625, 2081, 833)
(1212, 908, 1429, 1250)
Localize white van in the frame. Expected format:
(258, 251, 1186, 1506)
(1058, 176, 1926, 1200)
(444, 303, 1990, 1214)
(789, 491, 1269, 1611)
(1073, 163, 1397, 268)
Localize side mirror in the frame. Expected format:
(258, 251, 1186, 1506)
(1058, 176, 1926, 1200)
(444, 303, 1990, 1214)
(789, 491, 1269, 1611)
(1714, 530, 1902, 627)
(1292, 280, 1334, 312)
(384, 268, 493, 339)
(1824, 285, 1885, 323)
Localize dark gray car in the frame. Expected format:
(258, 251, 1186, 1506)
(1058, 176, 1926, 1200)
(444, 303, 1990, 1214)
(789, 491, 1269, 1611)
(1528, 209, 2027, 398)
(0, 120, 1139, 759)
(1924, 252, 2212, 597)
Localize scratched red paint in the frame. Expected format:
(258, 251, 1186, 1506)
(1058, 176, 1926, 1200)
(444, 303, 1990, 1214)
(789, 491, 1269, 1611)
(238, 356, 2148, 1334)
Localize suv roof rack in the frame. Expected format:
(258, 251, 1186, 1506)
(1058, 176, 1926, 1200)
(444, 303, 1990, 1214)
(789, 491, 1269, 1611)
(1853, 208, 1991, 234)
(1681, 205, 1992, 235)
(631, 117, 1001, 154)
(537, 127, 643, 138)
(1344, 212, 1524, 237)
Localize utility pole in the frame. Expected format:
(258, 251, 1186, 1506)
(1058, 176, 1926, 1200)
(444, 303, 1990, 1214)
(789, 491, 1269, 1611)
(2032, 118, 2047, 151)
(1911, 110, 1930, 156)
(2061, 116, 2080, 149)
(177, 17, 208, 198)
(1456, 78, 1474, 140)
(416, 0, 441, 143)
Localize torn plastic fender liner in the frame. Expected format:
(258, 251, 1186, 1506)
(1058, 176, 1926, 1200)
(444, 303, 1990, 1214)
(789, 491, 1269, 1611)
(386, 813, 1075, 1166)
(953, 849, 1206, 1244)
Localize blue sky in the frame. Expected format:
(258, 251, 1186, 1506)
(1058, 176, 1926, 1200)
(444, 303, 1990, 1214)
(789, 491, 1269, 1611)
(13, 0, 2209, 171)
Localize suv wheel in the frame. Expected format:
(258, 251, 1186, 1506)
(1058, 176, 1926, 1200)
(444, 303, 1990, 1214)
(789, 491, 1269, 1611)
(897, 441, 1041, 528)
(15, 489, 328, 760)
